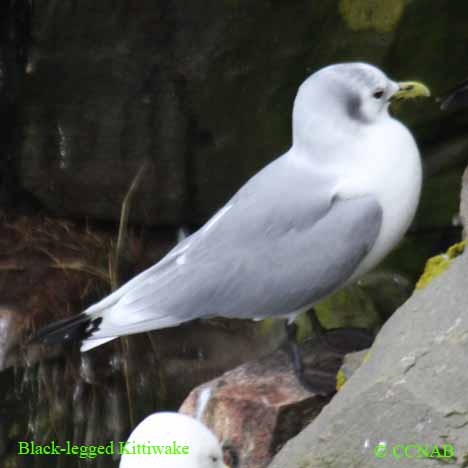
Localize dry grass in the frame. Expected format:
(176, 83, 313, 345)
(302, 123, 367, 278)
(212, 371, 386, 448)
(0, 213, 113, 328)
(0, 163, 154, 364)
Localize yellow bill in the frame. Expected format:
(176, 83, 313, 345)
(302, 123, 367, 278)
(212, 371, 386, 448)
(392, 81, 431, 101)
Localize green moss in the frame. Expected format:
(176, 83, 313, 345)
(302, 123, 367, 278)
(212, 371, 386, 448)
(339, 0, 406, 32)
(336, 368, 347, 391)
(336, 351, 371, 391)
(416, 240, 467, 289)
(315, 286, 380, 331)
(259, 316, 274, 334)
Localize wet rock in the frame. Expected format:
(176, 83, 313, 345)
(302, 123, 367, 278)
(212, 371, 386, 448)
(0, 0, 31, 210)
(16, 0, 468, 228)
(0, 307, 22, 370)
(20, 1, 188, 225)
(338, 0, 406, 32)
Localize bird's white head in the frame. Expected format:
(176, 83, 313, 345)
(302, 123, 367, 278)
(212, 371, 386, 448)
(119, 412, 230, 468)
(292, 62, 430, 151)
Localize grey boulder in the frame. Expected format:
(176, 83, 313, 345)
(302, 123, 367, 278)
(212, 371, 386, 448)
(269, 249, 468, 467)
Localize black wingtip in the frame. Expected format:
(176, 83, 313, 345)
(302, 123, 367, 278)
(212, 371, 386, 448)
(31, 314, 102, 346)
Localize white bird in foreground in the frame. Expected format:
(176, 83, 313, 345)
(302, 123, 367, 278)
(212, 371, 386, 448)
(35, 63, 430, 363)
(119, 412, 229, 468)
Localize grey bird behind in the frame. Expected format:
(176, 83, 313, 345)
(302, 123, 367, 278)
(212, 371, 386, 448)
(439, 77, 468, 111)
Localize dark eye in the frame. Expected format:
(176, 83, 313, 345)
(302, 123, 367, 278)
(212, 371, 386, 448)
(211, 456, 218, 463)
(373, 89, 384, 99)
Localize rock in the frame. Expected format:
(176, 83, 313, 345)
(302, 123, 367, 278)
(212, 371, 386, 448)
(180, 349, 329, 468)
(460, 166, 468, 236)
(19, 1, 189, 225)
(4, 317, 285, 468)
(269, 246, 468, 467)
(15, 0, 468, 228)
(0, 307, 23, 370)
(0, 1, 31, 209)
(147, 318, 285, 406)
(4, 331, 286, 467)
(335, 349, 368, 391)
(357, 271, 413, 322)
(415, 240, 467, 290)
(179, 323, 373, 468)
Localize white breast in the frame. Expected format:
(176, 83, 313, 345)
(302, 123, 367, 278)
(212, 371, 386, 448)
(340, 117, 423, 280)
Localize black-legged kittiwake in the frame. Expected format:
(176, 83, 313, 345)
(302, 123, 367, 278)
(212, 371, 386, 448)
(34, 63, 430, 361)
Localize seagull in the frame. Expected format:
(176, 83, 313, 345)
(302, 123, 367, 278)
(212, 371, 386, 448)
(119, 412, 230, 468)
(34, 63, 429, 385)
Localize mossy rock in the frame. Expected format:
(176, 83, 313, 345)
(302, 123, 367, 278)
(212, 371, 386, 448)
(416, 240, 467, 289)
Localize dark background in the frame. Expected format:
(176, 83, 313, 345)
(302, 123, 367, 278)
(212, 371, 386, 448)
(1, 1, 468, 467)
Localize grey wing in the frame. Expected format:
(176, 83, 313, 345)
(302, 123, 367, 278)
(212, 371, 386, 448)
(92, 157, 382, 335)
(174, 194, 383, 320)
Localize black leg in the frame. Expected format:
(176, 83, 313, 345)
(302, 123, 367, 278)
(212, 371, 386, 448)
(285, 321, 304, 377)
(306, 308, 374, 354)
(284, 319, 334, 395)
(285, 308, 375, 395)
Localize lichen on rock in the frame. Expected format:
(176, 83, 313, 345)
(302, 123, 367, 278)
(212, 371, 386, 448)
(335, 350, 370, 392)
(339, 0, 406, 32)
(415, 240, 467, 289)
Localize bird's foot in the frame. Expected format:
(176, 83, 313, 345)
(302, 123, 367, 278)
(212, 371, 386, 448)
(285, 310, 374, 395)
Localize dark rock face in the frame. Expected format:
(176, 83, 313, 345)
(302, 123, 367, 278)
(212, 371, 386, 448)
(0, 0, 31, 207)
(18, 0, 468, 226)
(19, 2, 188, 224)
